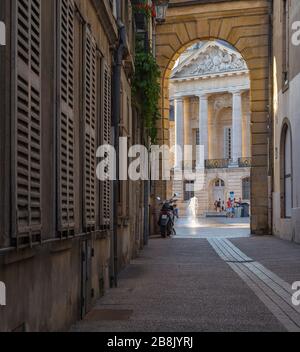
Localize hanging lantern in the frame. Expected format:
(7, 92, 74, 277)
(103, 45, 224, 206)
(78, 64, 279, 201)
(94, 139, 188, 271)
(153, 0, 169, 23)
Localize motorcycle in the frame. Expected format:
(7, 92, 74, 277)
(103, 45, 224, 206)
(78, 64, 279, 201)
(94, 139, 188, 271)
(157, 194, 178, 238)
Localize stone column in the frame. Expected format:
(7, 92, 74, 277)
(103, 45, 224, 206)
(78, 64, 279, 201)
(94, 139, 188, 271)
(246, 112, 251, 157)
(197, 94, 209, 166)
(231, 91, 243, 166)
(174, 97, 184, 169)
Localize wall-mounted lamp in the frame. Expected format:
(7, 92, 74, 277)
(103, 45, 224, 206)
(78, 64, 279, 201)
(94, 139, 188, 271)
(154, 0, 169, 24)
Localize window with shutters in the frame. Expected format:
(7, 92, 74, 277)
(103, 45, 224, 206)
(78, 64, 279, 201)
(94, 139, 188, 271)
(57, 0, 75, 236)
(242, 177, 251, 201)
(100, 62, 112, 229)
(12, 0, 42, 246)
(83, 26, 97, 230)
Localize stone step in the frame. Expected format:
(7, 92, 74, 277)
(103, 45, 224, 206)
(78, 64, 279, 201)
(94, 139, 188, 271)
(205, 212, 227, 218)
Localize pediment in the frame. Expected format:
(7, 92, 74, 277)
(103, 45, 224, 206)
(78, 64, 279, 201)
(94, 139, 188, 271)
(171, 42, 248, 80)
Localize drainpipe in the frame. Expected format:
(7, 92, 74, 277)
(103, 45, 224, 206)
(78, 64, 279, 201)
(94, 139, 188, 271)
(111, 0, 127, 288)
(267, 0, 274, 235)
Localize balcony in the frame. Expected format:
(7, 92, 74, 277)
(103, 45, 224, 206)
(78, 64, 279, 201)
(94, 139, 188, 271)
(238, 157, 252, 168)
(172, 158, 252, 173)
(204, 158, 252, 169)
(205, 159, 230, 169)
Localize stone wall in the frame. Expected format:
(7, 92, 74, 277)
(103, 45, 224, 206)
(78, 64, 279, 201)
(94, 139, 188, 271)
(0, 0, 144, 331)
(155, 0, 271, 235)
(272, 0, 300, 243)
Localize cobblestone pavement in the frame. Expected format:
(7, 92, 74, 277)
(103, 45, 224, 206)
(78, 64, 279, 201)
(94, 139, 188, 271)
(71, 218, 300, 332)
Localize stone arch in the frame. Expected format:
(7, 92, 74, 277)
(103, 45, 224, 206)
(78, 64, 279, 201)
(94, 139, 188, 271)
(155, 0, 271, 234)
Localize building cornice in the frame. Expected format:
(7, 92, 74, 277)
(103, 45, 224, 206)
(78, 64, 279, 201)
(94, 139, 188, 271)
(91, 0, 118, 45)
(171, 70, 249, 83)
(170, 84, 250, 99)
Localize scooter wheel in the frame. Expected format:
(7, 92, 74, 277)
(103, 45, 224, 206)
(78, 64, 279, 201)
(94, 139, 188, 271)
(160, 225, 167, 238)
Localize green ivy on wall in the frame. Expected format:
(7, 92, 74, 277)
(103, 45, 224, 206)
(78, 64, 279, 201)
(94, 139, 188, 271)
(132, 50, 161, 143)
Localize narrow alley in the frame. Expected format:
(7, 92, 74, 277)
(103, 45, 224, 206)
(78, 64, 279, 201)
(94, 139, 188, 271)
(1, 0, 300, 335)
(71, 219, 300, 332)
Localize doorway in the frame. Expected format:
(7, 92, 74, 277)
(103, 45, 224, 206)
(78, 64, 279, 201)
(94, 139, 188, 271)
(213, 179, 225, 209)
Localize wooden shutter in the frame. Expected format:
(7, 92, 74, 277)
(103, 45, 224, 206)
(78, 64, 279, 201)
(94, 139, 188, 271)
(83, 26, 97, 230)
(101, 63, 112, 229)
(12, 0, 42, 246)
(57, 0, 75, 235)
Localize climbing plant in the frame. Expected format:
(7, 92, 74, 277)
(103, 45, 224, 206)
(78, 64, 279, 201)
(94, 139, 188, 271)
(132, 50, 161, 142)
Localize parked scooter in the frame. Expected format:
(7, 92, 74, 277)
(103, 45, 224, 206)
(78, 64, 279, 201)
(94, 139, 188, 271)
(157, 194, 178, 238)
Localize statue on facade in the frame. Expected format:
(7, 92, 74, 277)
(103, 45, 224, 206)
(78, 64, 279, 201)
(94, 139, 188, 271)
(176, 44, 247, 78)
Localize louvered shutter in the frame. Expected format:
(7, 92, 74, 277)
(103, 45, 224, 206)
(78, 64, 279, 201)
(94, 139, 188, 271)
(13, 0, 42, 246)
(57, 0, 75, 235)
(101, 63, 112, 229)
(83, 26, 97, 230)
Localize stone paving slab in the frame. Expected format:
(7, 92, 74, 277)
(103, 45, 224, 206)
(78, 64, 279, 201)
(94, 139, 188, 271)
(231, 236, 300, 286)
(71, 237, 285, 332)
(175, 217, 251, 238)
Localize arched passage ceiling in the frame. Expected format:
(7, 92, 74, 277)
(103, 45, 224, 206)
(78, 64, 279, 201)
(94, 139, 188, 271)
(155, 0, 271, 235)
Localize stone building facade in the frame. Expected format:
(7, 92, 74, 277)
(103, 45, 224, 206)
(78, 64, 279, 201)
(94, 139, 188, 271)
(169, 41, 251, 215)
(155, 0, 271, 235)
(272, 0, 300, 243)
(0, 0, 151, 331)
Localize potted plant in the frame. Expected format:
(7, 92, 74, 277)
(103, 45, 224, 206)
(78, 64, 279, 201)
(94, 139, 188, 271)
(132, 0, 154, 31)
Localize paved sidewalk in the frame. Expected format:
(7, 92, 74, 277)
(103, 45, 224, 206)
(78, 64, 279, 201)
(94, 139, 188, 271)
(71, 220, 300, 332)
(175, 217, 250, 238)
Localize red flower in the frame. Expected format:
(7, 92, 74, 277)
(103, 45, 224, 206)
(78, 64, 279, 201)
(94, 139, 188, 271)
(152, 3, 156, 17)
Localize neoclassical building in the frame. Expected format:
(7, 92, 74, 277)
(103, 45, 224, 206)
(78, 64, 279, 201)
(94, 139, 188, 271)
(272, 0, 300, 243)
(169, 41, 252, 215)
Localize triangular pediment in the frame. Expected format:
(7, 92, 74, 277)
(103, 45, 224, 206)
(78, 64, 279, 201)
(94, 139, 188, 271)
(171, 41, 248, 80)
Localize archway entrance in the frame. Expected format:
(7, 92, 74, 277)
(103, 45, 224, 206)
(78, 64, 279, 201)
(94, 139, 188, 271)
(155, 0, 271, 235)
(213, 179, 226, 211)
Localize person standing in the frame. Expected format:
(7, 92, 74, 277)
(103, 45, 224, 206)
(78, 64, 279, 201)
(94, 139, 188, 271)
(226, 198, 232, 218)
(214, 200, 218, 212)
(217, 199, 221, 213)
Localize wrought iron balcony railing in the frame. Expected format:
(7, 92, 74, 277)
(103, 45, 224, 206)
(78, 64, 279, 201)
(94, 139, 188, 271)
(171, 158, 252, 172)
(205, 159, 229, 169)
(238, 157, 252, 168)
